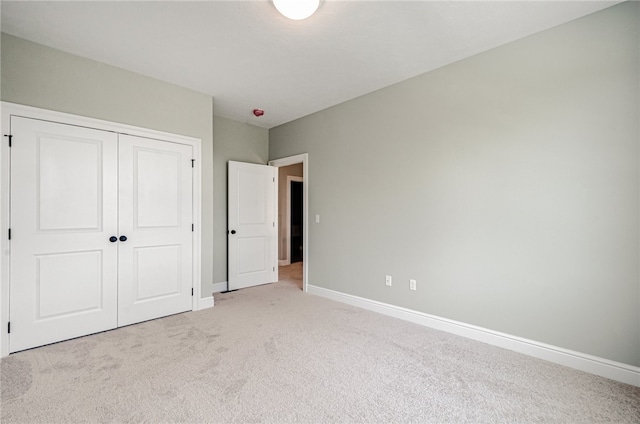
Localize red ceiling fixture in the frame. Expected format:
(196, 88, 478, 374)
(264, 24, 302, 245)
(252, 109, 265, 117)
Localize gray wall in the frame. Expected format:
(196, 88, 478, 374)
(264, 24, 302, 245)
(1, 34, 216, 298)
(270, 2, 640, 366)
(212, 115, 269, 286)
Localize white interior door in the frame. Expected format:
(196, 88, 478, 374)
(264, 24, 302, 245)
(228, 161, 278, 290)
(117, 134, 193, 326)
(9, 117, 118, 352)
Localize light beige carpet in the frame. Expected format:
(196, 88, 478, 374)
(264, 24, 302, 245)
(2, 263, 639, 423)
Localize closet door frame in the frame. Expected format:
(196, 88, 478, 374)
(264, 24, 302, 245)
(0, 102, 203, 357)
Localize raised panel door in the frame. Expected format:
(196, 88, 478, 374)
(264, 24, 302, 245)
(117, 134, 193, 326)
(9, 117, 118, 352)
(228, 161, 278, 290)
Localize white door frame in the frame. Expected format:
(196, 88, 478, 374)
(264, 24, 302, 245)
(284, 175, 304, 266)
(268, 154, 309, 292)
(0, 102, 203, 357)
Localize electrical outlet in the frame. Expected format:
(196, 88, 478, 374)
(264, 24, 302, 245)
(410, 279, 417, 291)
(385, 275, 392, 286)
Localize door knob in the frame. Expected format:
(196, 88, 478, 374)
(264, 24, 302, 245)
(109, 236, 118, 243)
(119, 235, 128, 242)
(230, 230, 236, 235)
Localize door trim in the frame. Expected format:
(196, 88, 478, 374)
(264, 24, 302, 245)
(0, 102, 203, 357)
(268, 154, 309, 292)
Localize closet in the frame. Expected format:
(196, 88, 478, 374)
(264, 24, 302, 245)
(6, 111, 197, 353)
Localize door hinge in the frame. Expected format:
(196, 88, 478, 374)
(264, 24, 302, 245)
(191, 288, 194, 296)
(191, 159, 195, 168)
(7, 322, 10, 334)
(273, 222, 275, 227)
(192, 223, 194, 232)
(273, 266, 275, 272)
(273, 177, 275, 182)
(8, 228, 11, 240)
(4, 134, 12, 147)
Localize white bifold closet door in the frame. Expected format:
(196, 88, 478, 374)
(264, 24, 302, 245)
(10, 117, 119, 352)
(117, 134, 193, 326)
(9, 117, 193, 353)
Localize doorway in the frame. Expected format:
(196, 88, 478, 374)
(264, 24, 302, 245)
(268, 154, 309, 292)
(290, 180, 303, 264)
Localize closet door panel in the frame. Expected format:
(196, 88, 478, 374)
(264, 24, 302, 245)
(117, 134, 193, 326)
(9, 117, 118, 352)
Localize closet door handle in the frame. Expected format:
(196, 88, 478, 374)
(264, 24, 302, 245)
(119, 235, 128, 242)
(230, 230, 236, 235)
(109, 236, 118, 243)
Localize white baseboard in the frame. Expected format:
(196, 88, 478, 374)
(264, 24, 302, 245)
(279, 259, 290, 266)
(212, 282, 228, 293)
(197, 296, 214, 310)
(307, 284, 640, 387)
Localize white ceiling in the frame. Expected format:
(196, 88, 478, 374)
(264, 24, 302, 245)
(1, 1, 621, 129)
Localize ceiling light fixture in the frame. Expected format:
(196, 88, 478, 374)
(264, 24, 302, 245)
(273, 0, 320, 20)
